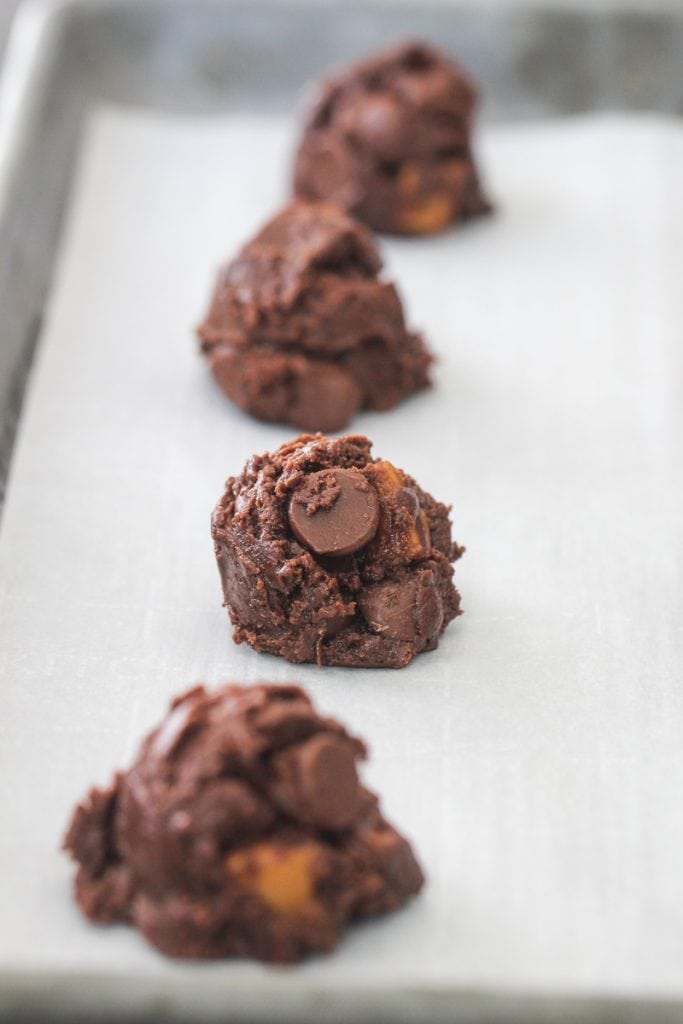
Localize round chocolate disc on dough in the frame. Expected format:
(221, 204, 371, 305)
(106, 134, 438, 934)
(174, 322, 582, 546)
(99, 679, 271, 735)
(288, 468, 379, 557)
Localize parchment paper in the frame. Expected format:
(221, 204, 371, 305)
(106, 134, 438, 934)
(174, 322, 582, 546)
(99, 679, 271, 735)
(0, 109, 682, 1008)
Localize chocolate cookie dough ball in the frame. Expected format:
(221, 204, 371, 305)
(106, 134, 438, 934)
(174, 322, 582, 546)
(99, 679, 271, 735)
(212, 433, 463, 668)
(294, 41, 491, 235)
(64, 683, 424, 963)
(197, 201, 432, 433)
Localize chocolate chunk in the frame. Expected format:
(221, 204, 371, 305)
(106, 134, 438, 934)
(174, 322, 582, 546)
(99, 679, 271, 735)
(294, 41, 492, 235)
(288, 468, 380, 557)
(395, 484, 431, 553)
(358, 570, 444, 644)
(210, 348, 362, 435)
(64, 683, 424, 963)
(289, 360, 362, 434)
(212, 433, 463, 668)
(346, 93, 405, 159)
(197, 201, 432, 431)
(272, 733, 362, 830)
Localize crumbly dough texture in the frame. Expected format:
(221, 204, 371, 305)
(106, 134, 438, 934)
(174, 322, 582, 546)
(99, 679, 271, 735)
(294, 40, 491, 235)
(212, 434, 463, 668)
(64, 683, 424, 963)
(197, 200, 432, 432)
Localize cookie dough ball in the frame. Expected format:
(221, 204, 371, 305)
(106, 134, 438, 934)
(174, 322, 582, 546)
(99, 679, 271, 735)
(212, 433, 463, 668)
(64, 684, 424, 963)
(197, 201, 432, 433)
(294, 41, 492, 235)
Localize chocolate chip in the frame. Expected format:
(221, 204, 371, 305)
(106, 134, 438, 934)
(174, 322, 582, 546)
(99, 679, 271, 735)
(396, 486, 430, 551)
(289, 362, 362, 434)
(395, 485, 419, 518)
(346, 94, 404, 159)
(288, 468, 379, 557)
(358, 570, 444, 643)
(273, 733, 361, 830)
(191, 780, 275, 846)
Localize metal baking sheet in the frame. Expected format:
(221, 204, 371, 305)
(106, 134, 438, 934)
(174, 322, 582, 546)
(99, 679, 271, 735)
(1, 3, 683, 1023)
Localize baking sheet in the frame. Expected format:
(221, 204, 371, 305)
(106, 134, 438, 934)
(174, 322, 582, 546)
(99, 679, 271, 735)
(0, 107, 682, 1012)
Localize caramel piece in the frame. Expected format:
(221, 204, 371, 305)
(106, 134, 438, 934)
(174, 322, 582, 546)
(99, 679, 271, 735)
(365, 826, 400, 850)
(226, 841, 321, 914)
(397, 161, 422, 198)
(397, 194, 456, 235)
